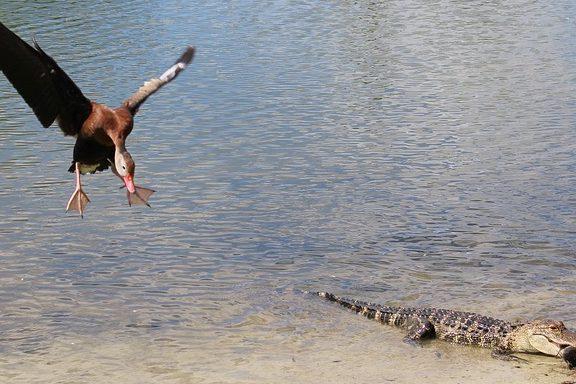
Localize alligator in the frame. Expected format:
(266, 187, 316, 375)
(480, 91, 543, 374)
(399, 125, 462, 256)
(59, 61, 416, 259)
(313, 291, 576, 368)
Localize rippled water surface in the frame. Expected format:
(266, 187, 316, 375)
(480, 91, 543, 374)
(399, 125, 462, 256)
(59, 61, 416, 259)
(2, 1, 576, 383)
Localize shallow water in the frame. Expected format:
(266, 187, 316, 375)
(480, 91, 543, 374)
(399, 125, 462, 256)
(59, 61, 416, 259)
(1, 1, 576, 383)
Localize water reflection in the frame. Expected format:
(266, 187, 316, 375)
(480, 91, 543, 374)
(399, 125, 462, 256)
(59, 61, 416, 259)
(0, 0, 576, 383)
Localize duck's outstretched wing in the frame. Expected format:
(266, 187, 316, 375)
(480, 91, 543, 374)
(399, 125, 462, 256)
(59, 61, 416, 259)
(0, 21, 92, 136)
(123, 46, 195, 115)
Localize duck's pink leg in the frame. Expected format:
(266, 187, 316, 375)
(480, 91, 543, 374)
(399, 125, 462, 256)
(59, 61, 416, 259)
(66, 162, 90, 218)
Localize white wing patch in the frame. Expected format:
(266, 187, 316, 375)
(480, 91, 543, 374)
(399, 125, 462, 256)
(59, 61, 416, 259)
(159, 63, 186, 82)
(123, 46, 195, 114)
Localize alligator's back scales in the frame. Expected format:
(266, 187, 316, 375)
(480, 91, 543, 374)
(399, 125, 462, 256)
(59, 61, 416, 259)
(314, 291, 576, 367)
(317, 292, 513, 348)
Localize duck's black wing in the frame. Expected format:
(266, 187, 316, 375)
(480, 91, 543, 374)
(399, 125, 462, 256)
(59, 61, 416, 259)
(0, 21, 92, 136)
(123, 46, 195, 115)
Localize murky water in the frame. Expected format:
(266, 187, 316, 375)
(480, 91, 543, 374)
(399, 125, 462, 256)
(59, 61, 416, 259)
(1, 1, 576, 383)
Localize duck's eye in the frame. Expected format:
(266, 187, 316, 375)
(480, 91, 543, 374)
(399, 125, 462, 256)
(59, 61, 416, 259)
(122, 165, 126, 170)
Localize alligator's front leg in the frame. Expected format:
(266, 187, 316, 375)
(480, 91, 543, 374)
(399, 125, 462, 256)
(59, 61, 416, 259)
(403, 317, 435, 345)
(491, 348, 528, 362)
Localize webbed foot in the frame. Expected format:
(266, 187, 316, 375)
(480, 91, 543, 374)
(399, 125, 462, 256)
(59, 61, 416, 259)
(66, 187, 90, 218)
(127, 186, 155, 207)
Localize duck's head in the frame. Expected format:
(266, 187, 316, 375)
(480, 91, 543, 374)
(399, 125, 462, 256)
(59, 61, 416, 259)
(115, 150, 136, 193)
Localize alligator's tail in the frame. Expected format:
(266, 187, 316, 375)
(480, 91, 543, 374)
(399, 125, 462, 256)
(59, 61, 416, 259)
(311, 291, 400, 325)
(316, 291, 368, 312)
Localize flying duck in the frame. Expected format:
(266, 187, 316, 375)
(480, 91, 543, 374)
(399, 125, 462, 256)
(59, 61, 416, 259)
(0, 21, 195, 217)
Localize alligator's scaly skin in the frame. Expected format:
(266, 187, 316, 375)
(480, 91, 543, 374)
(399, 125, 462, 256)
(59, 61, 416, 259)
(315, 291, 576, 363)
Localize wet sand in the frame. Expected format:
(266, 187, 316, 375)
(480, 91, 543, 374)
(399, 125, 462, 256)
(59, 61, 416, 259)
(0, 289, 574, 384)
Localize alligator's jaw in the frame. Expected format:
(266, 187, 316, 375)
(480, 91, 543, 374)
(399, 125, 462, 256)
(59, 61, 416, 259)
(499, 319, 576, 368)
(528, 334, 565, 356)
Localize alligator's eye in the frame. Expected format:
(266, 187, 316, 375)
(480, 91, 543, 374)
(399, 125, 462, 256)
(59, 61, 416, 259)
(549, 324, 560, 331)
